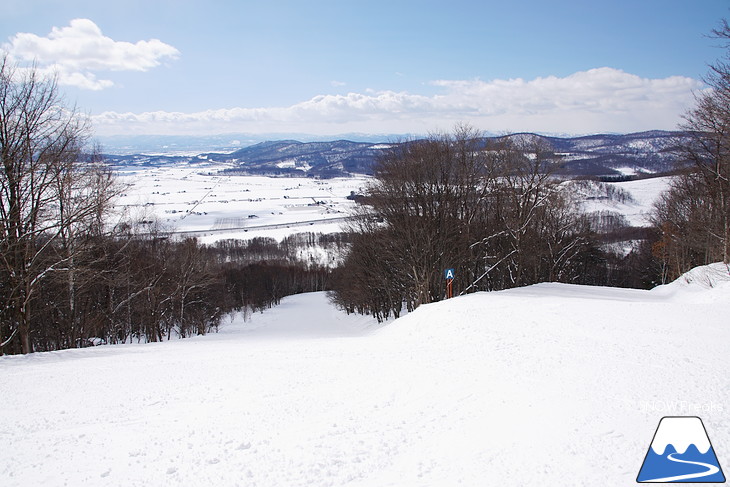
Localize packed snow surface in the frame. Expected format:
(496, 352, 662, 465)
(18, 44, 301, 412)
(2, 265, 729, 486)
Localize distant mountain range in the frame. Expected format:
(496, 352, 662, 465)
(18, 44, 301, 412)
(104, 130, 691, 179)
(96, 132, 401, 155)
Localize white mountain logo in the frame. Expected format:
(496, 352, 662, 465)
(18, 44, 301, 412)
(637, 416, 725, 483)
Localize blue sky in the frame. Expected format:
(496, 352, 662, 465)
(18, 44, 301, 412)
(1, 0, 728, 137)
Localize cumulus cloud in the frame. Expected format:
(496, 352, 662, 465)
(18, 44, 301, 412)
(93, 67, 703, 135)
(432, 68, 699, 117)
(4, 19, 179, 90)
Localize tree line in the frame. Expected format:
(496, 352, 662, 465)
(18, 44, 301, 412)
(328, 102, 730, 322)
(0, 55, 342, 354)
(1, 219, 336, 354)
(330, 126, 605, 321)
(14, 227, 334, 354)
(650, 20, 730, 282)
(331, 20, 730, 320)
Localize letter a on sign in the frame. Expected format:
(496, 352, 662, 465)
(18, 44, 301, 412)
(444, 268, 455, 280)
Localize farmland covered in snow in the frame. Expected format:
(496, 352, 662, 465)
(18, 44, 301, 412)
(116, 161, 672, 245)
(115, 163, 368, 243)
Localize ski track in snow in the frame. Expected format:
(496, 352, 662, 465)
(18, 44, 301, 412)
(1, 272, 729, 487)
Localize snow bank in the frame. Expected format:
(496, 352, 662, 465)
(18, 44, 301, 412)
(652, 262, 730, 303)
(672, 262, 730, 289)
(1, 274, 728, 487)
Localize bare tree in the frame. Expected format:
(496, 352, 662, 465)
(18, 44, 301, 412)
(0, 56, 116, 354)
(652, 19, 730, 277)
(168, 237, 221, 338)
(359, 125, 497, 310)
(332, 125, 596, 319)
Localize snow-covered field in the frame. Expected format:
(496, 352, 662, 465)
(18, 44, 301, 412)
(2, 264, 728, 486)
(115, 163, 672, 244)
(115, 163, 369, 242)
(575, 177, 673, 227)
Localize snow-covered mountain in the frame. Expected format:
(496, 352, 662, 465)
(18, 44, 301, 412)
(2, 263, 728, 486)
(197, 139, 388, 177)
(540, 130, 685, 177)
(96, 132, 398, 155)
(104, 131, 691, 179)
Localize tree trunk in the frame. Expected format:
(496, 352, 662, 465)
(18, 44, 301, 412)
(19, 305, 32, 354)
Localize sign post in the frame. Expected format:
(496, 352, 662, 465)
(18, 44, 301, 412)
(444, 268, 455, 299)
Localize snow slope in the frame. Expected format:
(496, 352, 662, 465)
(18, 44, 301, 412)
(577, 176, 673, 227)
(2, 268, 729, 486)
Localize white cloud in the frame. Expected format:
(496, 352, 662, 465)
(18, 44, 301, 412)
(4, 18, 179, 90)
(431, 68, 700, 117)
(92, 67, 703, 135)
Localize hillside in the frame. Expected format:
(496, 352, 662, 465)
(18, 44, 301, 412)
(2, 264, 728, 486)
(201, 140, 386, 177)
(105, 131, 690, 179)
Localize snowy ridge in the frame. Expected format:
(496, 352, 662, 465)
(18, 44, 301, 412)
(106, 130, 691, 178)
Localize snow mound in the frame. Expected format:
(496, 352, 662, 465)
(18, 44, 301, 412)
(651, 262, 730, 303)
(674, 262, 730, 289)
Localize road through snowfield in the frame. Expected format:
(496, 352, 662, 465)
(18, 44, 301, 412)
(1, 265, 729, 486)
